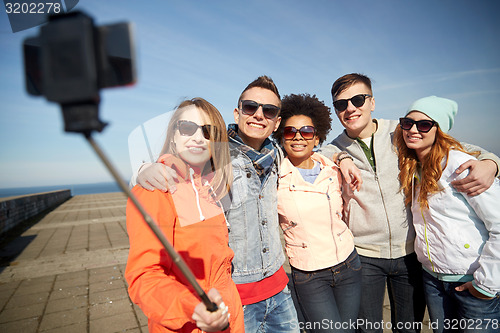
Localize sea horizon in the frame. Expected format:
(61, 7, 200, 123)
(0, 181, 123, 199)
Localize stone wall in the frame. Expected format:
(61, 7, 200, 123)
(0, 190, 71, 236)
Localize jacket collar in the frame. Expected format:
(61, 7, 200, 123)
(157, 154, 217, 223)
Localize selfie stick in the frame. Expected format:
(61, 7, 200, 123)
(23, 11, 217, 313)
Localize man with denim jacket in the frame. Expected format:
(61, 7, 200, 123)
(226, 75, 299, 332)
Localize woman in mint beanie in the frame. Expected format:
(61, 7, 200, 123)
(394, 96, 500, 332)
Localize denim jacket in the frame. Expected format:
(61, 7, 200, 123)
(226, 141, 285, 284)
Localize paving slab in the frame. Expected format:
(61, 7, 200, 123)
(0, 192, 145, 333)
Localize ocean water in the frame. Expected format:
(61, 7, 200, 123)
(0, 181, 122, 199)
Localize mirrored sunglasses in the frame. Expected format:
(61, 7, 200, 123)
(240, 100, 280, 119)
(176, 120, 212, 139)
(333, 94, 372, 112)
(283, 126, 316, 140)
(399, 117, 437, 133)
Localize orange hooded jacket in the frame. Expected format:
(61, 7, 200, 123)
(125, 155, 244, 333)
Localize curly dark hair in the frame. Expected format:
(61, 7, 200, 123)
(273, 93, 332, 145)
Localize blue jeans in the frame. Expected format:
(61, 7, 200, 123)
(243, 285, 300, 333)
(357, 253, 426, 333)
(422, 270, 500, 333)
(292, 249, 362, 333)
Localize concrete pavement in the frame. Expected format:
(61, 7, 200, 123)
(0, 192, 430, 332)
(0, 192, 146, 333)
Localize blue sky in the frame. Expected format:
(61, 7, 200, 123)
(1, 0, 499, 188)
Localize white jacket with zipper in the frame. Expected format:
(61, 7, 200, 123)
(412, 149, 500, 296)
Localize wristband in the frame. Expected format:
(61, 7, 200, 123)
(336, 151, 353, 164)
(338, 155, 354, 163)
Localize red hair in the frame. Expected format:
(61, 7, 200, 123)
(394, 125, 476, 209)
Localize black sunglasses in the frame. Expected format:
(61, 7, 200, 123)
(240, 100, 280, 119)
(283, 126, 316, 140)
(176, 120, 213, 139)
(399, 117, 437, 133)
(333, 94, 372, 112)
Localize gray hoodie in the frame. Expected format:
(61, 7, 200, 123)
(320, 119, 412, 258)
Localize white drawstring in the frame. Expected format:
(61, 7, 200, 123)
(205, 180, 230, 229)
(189, 168, 205, 221)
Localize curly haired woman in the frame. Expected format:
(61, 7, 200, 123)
(274, 93, 362, 333)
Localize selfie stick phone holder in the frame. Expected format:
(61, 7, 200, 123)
(23, 11, 218, 313)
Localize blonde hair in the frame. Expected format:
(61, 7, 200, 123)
(160, 98, 232, 200)
(394, 125, 477, 209)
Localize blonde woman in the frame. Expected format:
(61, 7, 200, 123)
(125, 98, 243, 333)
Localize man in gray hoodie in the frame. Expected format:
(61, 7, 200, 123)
(320, 73, 500, 333)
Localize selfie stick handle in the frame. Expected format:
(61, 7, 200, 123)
(84, 133, 218, 312)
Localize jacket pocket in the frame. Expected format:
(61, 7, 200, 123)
(345, 199, 360, 233)
(228, 167, 248, 210)
(286, 242, 307, 248)
(337, 225, 351, 241)
(281, 218, 298, 232)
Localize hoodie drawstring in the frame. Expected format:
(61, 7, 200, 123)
(189, 168, 206, 221)
(205, 180, 230, 229)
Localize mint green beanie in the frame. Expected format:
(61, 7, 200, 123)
(406, 96, 458, 133)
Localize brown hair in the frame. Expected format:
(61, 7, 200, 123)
(394, 124, 476, 209)
(238, 75, 281, 107)
(331, 73, 373, 100)
(160, 97, 232, 199)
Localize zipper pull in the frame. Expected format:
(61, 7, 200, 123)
(283, 221, 297, 231)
